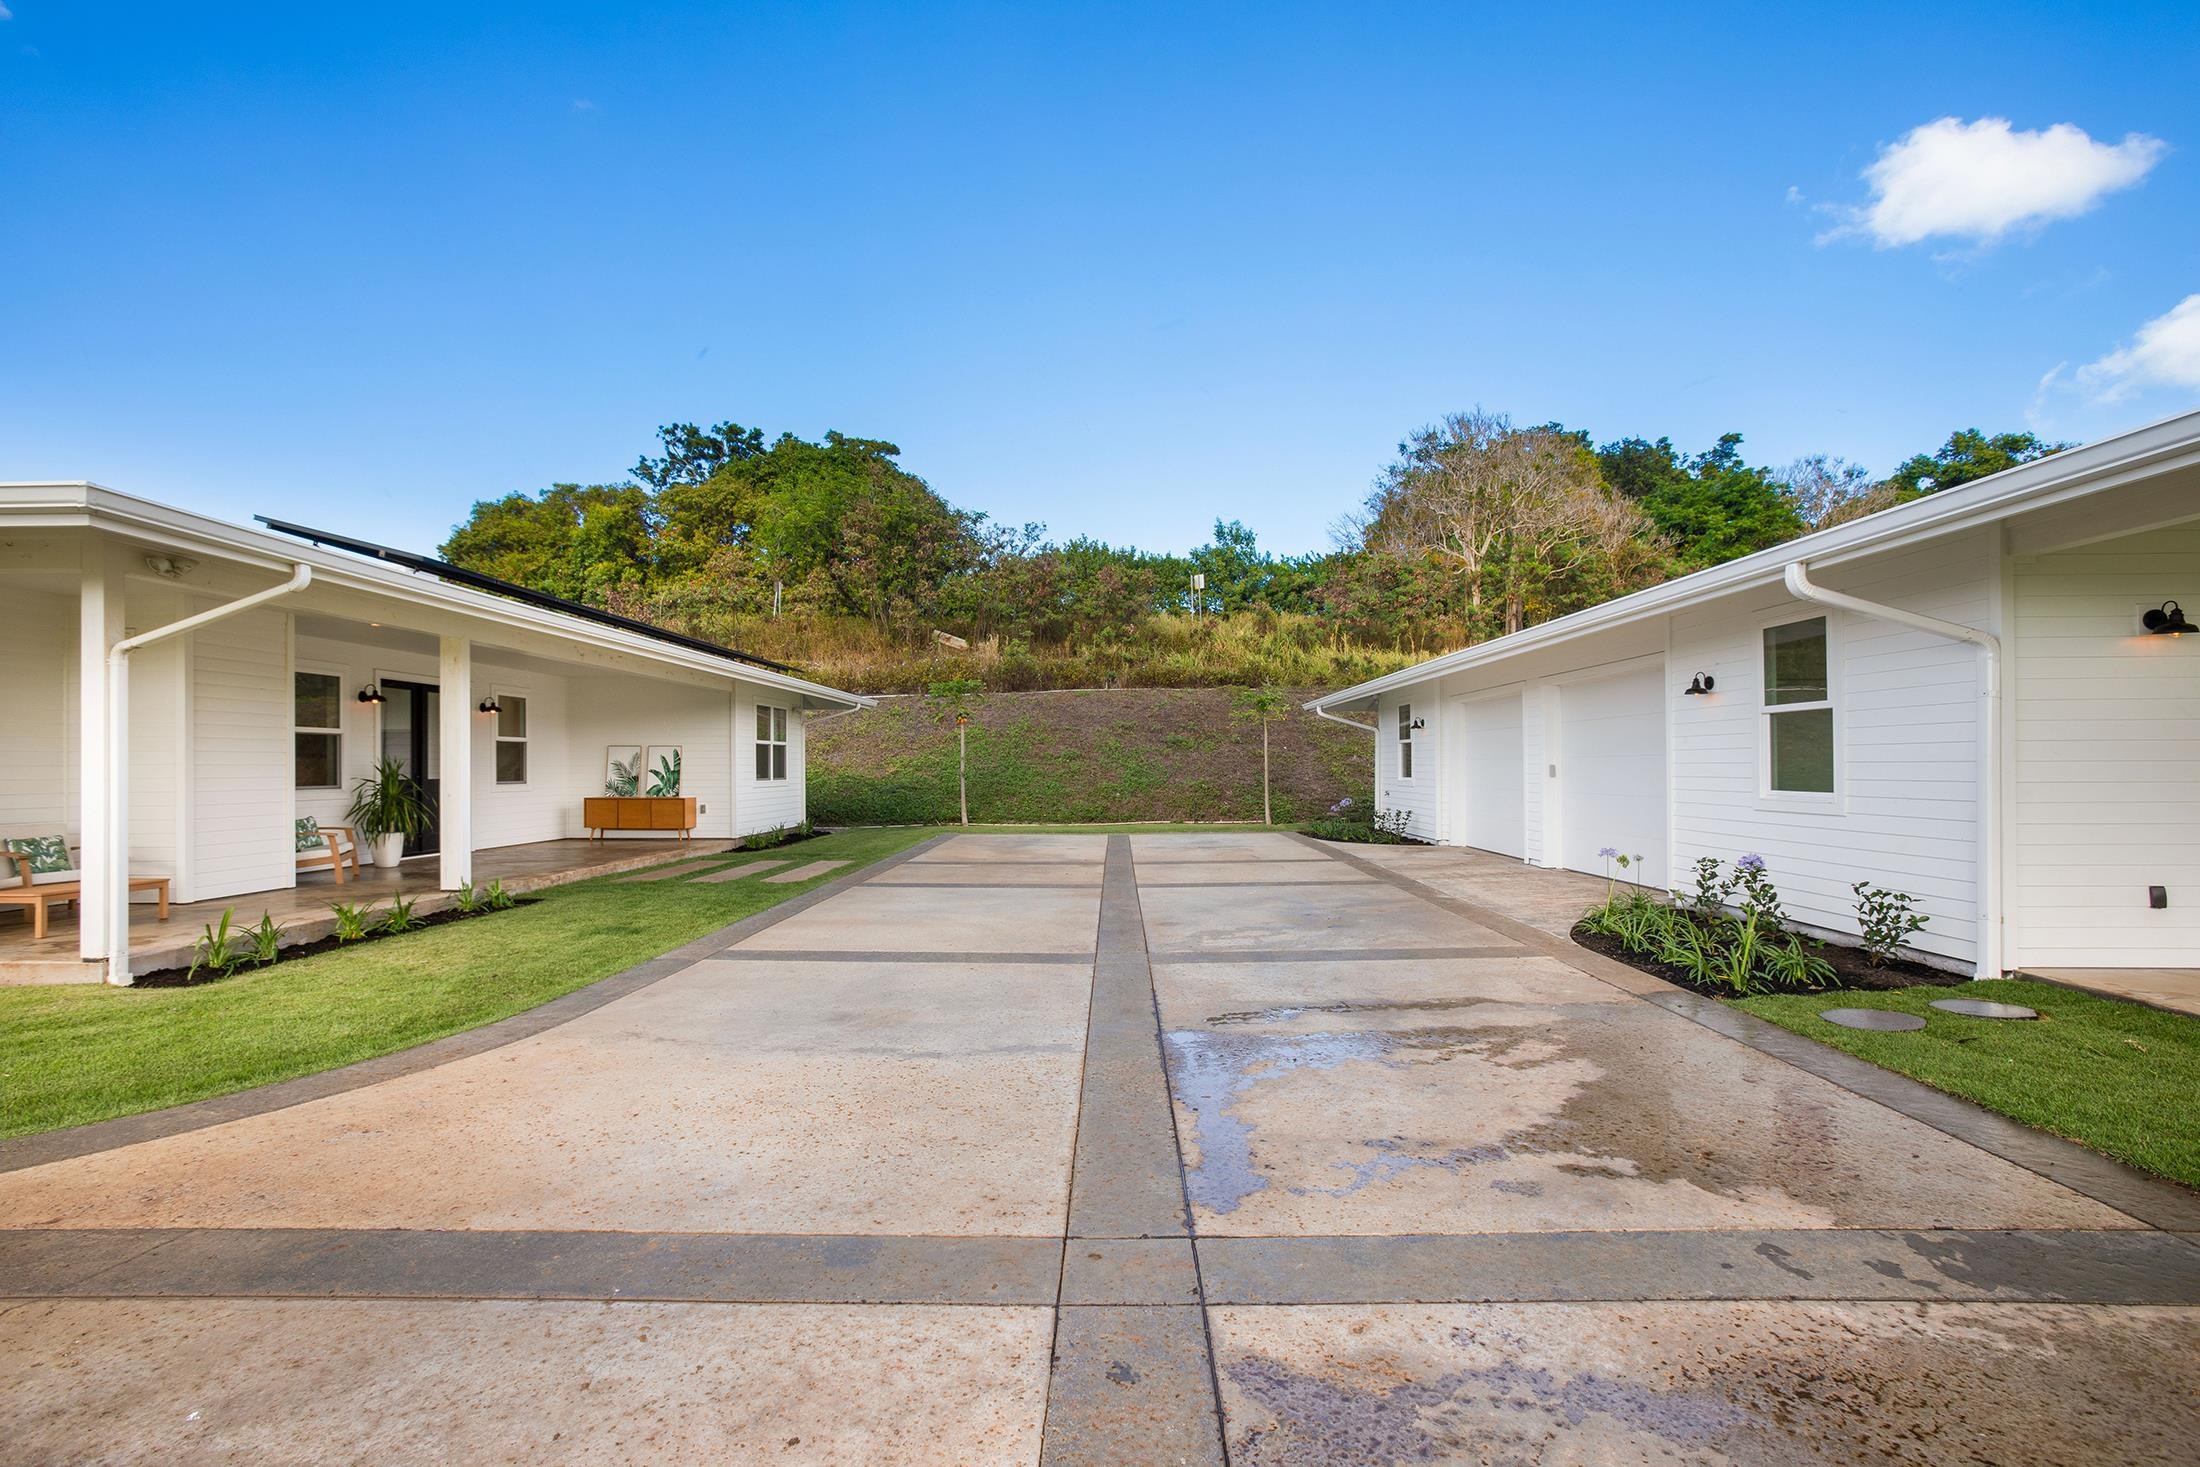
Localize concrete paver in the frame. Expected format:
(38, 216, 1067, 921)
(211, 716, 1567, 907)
(4, 1298, 1051, 1466)
(1209, 1301, 2200, 1466)
(761, 858, 849, 882)
(730, 884, 1102, 954)
(3, 830, 2191, 1464)
(0, 958, 1091, 1235)
(1140, 882, 1512, 954)
(1151, 956, 2129, 1235)
(689, 858, 789, 882)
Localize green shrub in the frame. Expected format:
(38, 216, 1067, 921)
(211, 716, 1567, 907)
(187, 909, 249, 982)
(329, 901, 373, 942)
(380, 895, 421, 934)
(1579, 855, 1832, 996)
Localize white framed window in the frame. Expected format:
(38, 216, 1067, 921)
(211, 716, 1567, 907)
(494, 693, 529, 785)
(294, 667, 343, 789)
(755, 704, 788, 781)
(1761, 615, 1835, 797)
(1396, 701, 1416, 780)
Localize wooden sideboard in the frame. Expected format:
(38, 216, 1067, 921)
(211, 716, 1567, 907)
(582, 796, 698, 841)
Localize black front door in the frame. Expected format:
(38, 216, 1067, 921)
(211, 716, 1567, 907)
(380, 679, 441, 856)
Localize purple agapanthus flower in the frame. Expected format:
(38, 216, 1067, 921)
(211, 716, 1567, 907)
(1598, 846, 1619, 859)
(1736, 854, 1767, 872)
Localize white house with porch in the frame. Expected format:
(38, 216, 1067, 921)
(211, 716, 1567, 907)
(0, 484, 872, 984)
(1310, 408, 2200, 994)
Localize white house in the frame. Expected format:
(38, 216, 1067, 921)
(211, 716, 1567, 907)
(0, 484, 871, 984)
(1309, 409, 2200, 979)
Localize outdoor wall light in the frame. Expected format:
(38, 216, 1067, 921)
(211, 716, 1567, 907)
(1407, 717, 1426, 730)
(2143, 601, 2195, 637)
(1683, 673, 1716, 695)
(356, 684, 385, 705)
(477, 695, 502, 714)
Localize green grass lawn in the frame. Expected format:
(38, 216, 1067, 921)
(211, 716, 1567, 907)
(1737, 979, 2200, 1189)
(0, 826, 933, 1140)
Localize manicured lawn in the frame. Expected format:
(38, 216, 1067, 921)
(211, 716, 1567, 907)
(0, 826, 932, 1140)
(1737, 979, 2200, 1189)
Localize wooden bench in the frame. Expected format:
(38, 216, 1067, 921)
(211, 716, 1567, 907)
(0, 874, 171, 941)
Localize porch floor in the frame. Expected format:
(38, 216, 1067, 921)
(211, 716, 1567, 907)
(2022, 967, 2200, 1019)
(0, 838, 735, 985)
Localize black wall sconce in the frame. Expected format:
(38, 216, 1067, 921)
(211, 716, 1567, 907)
(356, 684, 385, 705)
(1683, 673, 1716, 696)
(2143, 601, 2194, 637)
(477, 695, 502, 715)
(1407, 716, 1426, 731)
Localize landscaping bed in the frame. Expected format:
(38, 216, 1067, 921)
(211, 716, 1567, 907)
(1571, 921, 1962, 998)
(133, 899, 541, 989)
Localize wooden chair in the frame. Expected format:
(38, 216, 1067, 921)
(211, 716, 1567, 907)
(294, 818, 362, 883)
(0, 840, 171, 941)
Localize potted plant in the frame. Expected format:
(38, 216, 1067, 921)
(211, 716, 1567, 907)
(348, 757, 430, 871)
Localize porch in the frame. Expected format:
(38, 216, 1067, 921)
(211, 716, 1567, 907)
(0, 838, 732, 985)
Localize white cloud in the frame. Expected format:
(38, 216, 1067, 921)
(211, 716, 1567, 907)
(2077, 294, 2200, 401)
(1830, 117, 2165, 248)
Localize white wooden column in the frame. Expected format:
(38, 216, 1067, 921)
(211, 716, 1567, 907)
(438, 635, 473, 890)
(78, 541, 128, 968)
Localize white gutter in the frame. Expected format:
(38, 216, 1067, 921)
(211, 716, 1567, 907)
(103, 565, 315, 984)
(1783, 560, 2003, 979)
(1311, 706, 1378, 733)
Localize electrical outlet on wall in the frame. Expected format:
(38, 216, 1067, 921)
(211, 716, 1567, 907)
(699, 803, 708, 815)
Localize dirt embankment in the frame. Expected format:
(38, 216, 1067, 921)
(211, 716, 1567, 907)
(807, 687, 1372, 825)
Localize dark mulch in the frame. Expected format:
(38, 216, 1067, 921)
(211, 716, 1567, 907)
(1571, 922, 1965, 1000)
(135, 899, 541, 988)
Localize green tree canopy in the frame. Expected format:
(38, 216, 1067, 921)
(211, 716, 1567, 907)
(1885, 429, 2069, 498)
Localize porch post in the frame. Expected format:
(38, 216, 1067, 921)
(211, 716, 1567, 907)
(78, 541, 127, 969)
(439, 635, 473, 890)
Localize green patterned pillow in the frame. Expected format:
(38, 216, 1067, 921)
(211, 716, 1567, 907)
(294, 817, 325, 853)
(4, 835, 73, 875)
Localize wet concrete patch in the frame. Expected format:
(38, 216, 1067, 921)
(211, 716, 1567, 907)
(1210, 1301, 2200, 1466)
(3, 1298, 1052, 1466)
(1155, 986, 2133, 1235)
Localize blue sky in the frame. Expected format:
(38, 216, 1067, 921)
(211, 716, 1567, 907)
(4, 2, 2196, 555)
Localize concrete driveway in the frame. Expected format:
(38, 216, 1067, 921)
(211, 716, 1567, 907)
(3, 832, 2197, 1464)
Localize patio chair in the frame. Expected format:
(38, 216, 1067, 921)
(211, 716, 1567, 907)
(0, 835, 171, 941)
(294, 817, 362, 883)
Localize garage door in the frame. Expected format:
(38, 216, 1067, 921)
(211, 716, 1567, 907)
(1450, 693, 1525, 858)
(1559, 663, 1667, 888)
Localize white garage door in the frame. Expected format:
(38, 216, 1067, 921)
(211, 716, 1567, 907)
(1560, 663, 1667, 888)
(1450, 693, 1525, 858)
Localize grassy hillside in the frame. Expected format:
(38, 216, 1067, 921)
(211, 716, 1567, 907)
(808, 687, 1374, 825)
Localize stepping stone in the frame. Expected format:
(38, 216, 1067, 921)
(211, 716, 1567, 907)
(615, 858, 724, 883)
(1819, 1007, 1926, 1032)
(691, 860, 791, 884)
(762, 859, 849, 884)
(1930, 998, 2039, 1020)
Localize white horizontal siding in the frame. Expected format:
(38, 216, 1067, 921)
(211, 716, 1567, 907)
(2011, 524, 2200, 967)
(1667, 530, 1994, 969)
(191, 609, 293, 900)
(1373, 693, 1439, 841)
(0, 583, 75, 847)
(734, 684, 808, 837)
(565, 674, 735, 839)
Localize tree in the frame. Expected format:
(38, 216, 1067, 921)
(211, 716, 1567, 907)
(1597, 433, 1804, 569)
(1358, 411, 1664, 637)
(925, 679, 986, 826)
(1776, 454, 1876, 529)
(632, 420, 766, 491)
(1231, 686, 1291, 825)
(1886, 429, 2068, 498)
(1190, 520, 1273, 614)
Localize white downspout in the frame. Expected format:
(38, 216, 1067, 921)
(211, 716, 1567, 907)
(1783, 560, 2003, 978)
(103, 564, 314, 985)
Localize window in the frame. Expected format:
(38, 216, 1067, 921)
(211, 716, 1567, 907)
(755, 704, 788, 781)
(1396, 702, 1415, 780)
(494, 694, 529, 784)
(294, 669, 342, 788)
(1762, 617, 1834, 794)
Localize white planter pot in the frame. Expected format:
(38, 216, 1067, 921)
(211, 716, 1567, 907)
(371, 834, 407, 871)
